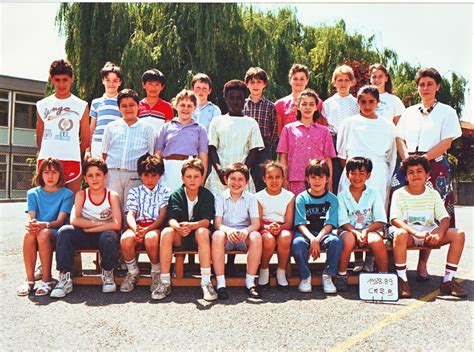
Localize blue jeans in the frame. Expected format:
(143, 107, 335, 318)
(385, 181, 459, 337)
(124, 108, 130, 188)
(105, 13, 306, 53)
(291, 230, 342, 278)
(55, 225, 120, 273)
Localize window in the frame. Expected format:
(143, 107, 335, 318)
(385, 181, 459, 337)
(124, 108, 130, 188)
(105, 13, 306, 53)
(14, 93, 42, 129)
(0, 90, 8, 127)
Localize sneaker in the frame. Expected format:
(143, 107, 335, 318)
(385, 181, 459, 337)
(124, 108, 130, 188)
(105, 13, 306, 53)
(150, 271, 160, 292)
(322, 274, 337, 294)
(335, 275, 347, 292)
(363, 253, 375, 272)
(50, 272, 73, 298)
(353, 258, 364, 273)
(201, 282, 218, 301)
(101, 269, 116, 293)
(399, 279, 412, 298)
(217, 287, 229, 300)
(34, 264, 43, 281)
(120, 271, 140, 293)
(439, 280, 468, 297)
(151, 280, 171, 300)
(297, 276, 312, 293)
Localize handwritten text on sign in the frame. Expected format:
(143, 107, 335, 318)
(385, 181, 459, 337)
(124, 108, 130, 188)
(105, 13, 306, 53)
(359, 273, 399, 302)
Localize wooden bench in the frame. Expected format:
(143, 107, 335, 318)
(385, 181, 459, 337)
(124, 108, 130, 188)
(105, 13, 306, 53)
(72, 242, 439, 286)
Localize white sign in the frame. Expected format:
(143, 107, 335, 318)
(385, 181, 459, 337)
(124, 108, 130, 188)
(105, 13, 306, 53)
(359, 273, 399, 302)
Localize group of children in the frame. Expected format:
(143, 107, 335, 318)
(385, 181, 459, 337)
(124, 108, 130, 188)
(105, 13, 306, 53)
(18, 59, 467, 300)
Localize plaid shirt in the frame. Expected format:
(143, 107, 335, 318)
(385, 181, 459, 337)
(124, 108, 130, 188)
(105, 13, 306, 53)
(244, 96, 278, 148)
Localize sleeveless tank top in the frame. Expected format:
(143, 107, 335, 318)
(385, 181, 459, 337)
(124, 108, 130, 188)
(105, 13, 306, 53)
(81, 188, 112, 222)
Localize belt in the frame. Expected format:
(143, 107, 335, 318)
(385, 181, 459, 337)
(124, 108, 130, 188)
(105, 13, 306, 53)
(164, 154, 195, 161)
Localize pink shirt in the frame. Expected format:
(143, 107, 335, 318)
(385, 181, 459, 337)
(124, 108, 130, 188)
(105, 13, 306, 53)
(277, 121, 335, 182)
(275, 94, 323, 131)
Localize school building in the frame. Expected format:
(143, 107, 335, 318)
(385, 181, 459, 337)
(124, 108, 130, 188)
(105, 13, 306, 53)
(0, 75, 44, 200)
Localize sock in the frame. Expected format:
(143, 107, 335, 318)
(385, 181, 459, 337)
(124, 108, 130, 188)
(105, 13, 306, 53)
(443, 263, 458, 283)
(395, 263, 408, 282)
(276, 267, 288, 286)
(200, 267, 212, 285)
(161, 273, 171, 284)
(258, 268, 270, 285)
(338, 271, 347, 276)
(216, 275, 226, 289)
(125, 258, 139, 274)
(245, 274, 256, 289)
(151, 263, 161, 274)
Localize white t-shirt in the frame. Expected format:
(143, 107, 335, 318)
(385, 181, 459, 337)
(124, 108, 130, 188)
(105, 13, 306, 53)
(396, 102, 462, 153)
(322, 93, 359, 135)
(256, 188, 294, 223)
(36, 94, 87, 161)
(185, 190, 198, 220)
(376, 92, 405, 122)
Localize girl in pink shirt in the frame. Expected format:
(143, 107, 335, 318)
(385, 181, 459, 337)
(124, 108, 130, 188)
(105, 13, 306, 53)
(277, 89, 336, 196)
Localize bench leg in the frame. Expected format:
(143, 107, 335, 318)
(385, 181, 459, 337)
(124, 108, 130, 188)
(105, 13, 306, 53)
(73, 252, 83, 277)
(175, 254, 185, 279)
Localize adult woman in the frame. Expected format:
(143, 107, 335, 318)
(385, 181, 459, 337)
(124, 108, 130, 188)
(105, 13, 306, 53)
(393, 67, 462, 279)
(155, 89, 208, 191)
(369, 63, 405, 125)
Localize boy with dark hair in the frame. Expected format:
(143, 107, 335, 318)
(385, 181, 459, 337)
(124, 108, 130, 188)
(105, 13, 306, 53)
(191, 73, 222, 133)
(120, 153, 171, 296)
(36, 59, 90, 194)
(211, 162, 262, 299)
(336, 157, 388, 291)
(389, 155, 467, 298)
(51, 157, 122, 298)
(206, 79, 264, 196)
(138, 69, 174, 133)
(87, 61, 123, 158)
(243, 67, 278, 191)
(292, 159, 342, 294)
(154, 158, 217, 301)
(102, 88, 156, 208)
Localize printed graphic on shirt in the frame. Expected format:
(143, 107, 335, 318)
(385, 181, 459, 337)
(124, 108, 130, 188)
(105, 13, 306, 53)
(403, 210, 436, 227)
(305, 201, 330, 231)
(43, 106, 79, 142)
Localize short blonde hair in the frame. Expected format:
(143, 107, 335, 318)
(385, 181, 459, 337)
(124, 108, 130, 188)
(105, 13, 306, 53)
(172, 89, 197, 109)
(332, 64, 355, 83)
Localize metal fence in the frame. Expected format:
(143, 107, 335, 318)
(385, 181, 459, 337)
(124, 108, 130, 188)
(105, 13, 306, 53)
(0, 145, 37, 200)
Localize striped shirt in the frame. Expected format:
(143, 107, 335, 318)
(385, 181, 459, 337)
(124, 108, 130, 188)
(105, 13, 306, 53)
(90, 94, 121, 143)
(102, 119, 155, 171)
(193, 101, 222, 133)
(390, 186, 448, 231)
(215, 189, 259, 230)
(138, 98, 174, 134)
(243, 96, 278, 148)
(126, 183, 171, 222)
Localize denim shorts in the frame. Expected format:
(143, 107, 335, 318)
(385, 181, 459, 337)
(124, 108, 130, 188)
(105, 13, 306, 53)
(225, 240, 248, 251)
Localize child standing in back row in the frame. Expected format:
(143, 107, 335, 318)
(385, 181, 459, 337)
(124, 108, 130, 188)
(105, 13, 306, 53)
(191, 73, 222, 133)
(277, 89, 335, 195)
(256, 161, 295, 290)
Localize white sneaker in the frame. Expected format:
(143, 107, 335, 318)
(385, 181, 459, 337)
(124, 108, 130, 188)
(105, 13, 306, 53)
(120, 271, 140, 292)
(50, 272, 73, 298)
(298, 276, 312, 293)
(363, 254, 375, 272)
(322, 274, 337, 294)
(101, 269, 116, 293)
(151, 279, 171, 300)
(201, 282, 218, 301)
(150, 271, 160, 292)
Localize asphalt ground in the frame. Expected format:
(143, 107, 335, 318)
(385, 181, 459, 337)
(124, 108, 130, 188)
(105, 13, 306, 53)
(1, 202, 472, 351)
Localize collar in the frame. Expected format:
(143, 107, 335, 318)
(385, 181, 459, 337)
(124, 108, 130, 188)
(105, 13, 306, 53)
(171, 117, 197, 126)
(294, 120, 317, 128)
(120, 118, 140, 128)
(142, 183, 160, 194)
(224, 188, 246, 200)
(246, 96, 267, 104)
(196, 101, 213, 110)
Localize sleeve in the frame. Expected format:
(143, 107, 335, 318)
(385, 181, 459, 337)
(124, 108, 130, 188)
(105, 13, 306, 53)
(386, 123, 397, 176)
(167, 192, 185, 221)
(59, 189, 74, 214)
(160, 187, 172, 208)
(208, 118, 219, 148)
(336, 118, 349, 159)
(323, 128, 336, 158)
(26, 189, 39, 213)
(154, 124, 166, 151)
(90, 99, 98, 119)
(198, 125, 209, 153)
(294, 194, 308, 227)
(371, 191, 387, 223)
(440, 106, 462, 141)
(248, 119, 265, 150)
(165, 102, 174, 121)
(396, 110, 409, 139)
(200, 190, 215, 221)
(321, 98, 329, 119)
(147, 126, 156, 154)
(325, 194, 338, 228)
(337, 193, 350, 226)
(393, 95, 405, 116)
(389, 189, 403, 221)
(276, 125, 289, 154)
(270, 103, 279, 145)
(248, 195, 259, 218)
(125, 187, 139, 213)
(101, 124, 111, 153)
(212, 105, 222, 118)
(215, 193, 224, 217)
(433, 190, 449, 222)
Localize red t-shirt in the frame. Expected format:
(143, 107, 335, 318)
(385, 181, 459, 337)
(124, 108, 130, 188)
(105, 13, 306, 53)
(138, 98, 174, 132)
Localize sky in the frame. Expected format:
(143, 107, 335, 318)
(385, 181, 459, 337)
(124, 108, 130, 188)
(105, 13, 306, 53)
(0, 2, 472, 121)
